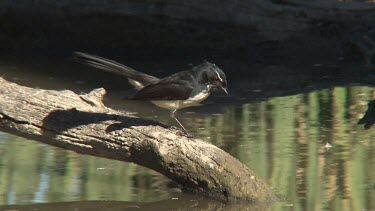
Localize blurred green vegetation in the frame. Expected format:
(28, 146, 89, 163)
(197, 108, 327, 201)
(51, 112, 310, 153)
(0, 86, 374, 211)
(189, 86, 375, 210)
(0, 134, 172, 205)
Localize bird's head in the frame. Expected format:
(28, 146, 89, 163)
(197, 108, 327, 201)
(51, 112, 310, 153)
(196, 61, 228, 94)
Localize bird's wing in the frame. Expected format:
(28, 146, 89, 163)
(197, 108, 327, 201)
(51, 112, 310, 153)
(73, 52, 159, 86)
(127, 82, 193, 100)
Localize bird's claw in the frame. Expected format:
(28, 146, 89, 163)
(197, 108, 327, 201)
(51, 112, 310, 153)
(170, 126, 194, 138)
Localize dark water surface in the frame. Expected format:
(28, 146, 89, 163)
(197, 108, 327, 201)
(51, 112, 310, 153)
(0, 56, 374, 210)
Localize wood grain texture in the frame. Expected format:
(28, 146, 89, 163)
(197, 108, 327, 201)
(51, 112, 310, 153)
(0, 77, 275, 202)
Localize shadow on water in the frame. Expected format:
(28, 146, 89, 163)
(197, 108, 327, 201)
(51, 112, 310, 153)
(0, 195, 271, 211)
(358, 90, 375, 129)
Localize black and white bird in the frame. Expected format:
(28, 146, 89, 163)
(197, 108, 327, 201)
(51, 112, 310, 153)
(73, 52, 228, 134)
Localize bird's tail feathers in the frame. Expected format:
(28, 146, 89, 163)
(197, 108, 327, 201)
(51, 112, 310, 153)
(73, 52, 159, 86)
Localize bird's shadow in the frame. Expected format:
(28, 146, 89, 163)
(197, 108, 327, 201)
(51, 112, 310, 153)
(42, 108, 167, 135)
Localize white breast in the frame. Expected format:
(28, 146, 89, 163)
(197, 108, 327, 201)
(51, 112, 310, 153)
(151, 90, 210, 110)
(128, 79, 144, 90)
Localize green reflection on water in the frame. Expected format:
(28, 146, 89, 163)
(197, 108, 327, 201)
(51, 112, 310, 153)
(189, 86, 375, 210)
(0, 86, 374, 211)
(0, 134, 172, 205)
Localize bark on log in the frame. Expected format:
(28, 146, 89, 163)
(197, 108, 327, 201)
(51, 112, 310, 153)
(0, 77, 275, 202)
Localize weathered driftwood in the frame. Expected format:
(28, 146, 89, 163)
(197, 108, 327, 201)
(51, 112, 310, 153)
(0, 77, 275, 202)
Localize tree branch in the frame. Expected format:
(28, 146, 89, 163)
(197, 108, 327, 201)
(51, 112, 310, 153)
(0, 77, 275, 202)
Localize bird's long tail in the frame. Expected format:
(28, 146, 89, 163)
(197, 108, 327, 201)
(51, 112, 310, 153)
(73, 52, 159, 87)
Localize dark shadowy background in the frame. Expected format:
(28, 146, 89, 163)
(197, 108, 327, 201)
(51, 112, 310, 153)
(0, 1, 375, 210)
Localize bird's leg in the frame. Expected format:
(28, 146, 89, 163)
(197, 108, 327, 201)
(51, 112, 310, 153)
(170, 109, 188, 134)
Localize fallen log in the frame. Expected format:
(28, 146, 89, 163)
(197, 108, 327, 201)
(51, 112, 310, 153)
(0, 77, 275, 202)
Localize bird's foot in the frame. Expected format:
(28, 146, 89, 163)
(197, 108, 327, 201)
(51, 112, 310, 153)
(170, 126, 194, 138)
(183, 132, 194, 138)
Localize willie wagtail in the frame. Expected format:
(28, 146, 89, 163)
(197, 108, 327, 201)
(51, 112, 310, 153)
(73, 52, 228, 134)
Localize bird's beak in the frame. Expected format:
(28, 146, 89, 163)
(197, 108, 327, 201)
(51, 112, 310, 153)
(220, 86, 228, 94)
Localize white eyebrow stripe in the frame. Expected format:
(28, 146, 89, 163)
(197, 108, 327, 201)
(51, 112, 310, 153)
(215, 70, 223, 82)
